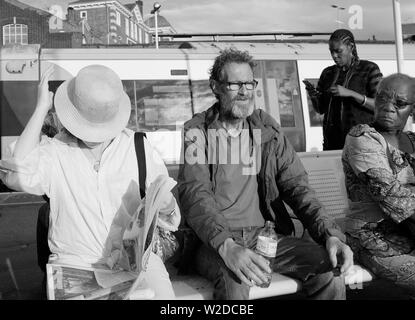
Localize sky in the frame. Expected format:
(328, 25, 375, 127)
(18, 0, 415, 40)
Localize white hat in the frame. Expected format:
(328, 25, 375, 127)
(54, 64, 131, 142)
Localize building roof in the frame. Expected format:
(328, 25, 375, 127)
(144, 15, 174, 29)
(124, 3, 136, 11)
(403, 23, 415, 35)
(4, 0, 50, 16)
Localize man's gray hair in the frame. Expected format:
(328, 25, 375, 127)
(209, 48, 255, 83)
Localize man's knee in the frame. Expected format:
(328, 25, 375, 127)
(209, 265, 249, 300)
(195, 245, 249, 300)
(304, 271, 346, 300)
(276, 237, 333, 279)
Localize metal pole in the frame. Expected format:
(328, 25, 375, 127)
(81, 19, 85, 44)
(155, 11, 159, 49)
(106, 4, 109, 45)
(392, 0, 404, 73)
(393, 0, 412, 130)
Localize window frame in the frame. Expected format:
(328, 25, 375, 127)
(125, 17, 129, 35)
(2, 23, 28, 45)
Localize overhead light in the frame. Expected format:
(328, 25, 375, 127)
(151, 2, 161, 14)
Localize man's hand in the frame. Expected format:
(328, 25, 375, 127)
(218, 238, 272, 287)
(325, 236, 354, 275)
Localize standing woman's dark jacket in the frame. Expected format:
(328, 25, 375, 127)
(314, 59, 382, 150)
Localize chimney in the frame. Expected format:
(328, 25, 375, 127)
(136, 0, 143, 16)
(67, 7, 75, 23)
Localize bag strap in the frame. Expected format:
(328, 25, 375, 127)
(134, 132, 147, 199)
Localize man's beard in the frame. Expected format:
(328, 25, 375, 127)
(220, 96, 254, 120)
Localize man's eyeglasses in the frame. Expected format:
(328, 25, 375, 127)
(376, 95, 415, 110)
(221, 80, 258, 91)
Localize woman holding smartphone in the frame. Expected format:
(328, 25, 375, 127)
(304, 29, 383, 150)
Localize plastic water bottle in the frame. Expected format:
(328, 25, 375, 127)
(255, 221, 278, 288)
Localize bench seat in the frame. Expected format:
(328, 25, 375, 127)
(170, 265, 374, 300)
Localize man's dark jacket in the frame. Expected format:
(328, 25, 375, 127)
(178, 103, 345, 251)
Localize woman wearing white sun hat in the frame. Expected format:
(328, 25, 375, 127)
(0, 65, 180, 299)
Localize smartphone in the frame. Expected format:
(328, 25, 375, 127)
(302, 79, 314, 88)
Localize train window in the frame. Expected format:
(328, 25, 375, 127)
(122, 80, 138, 130)
(1, 81, 38, 137)
(263, 60, 301, 128)
(127, 79, 215, 131)
(254, 60, 305, 152)
(188, 80, 216, 114)
(304, 78, 324, 127)
(0, 80, 65, 159)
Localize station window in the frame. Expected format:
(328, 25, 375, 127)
(116, 11, 121, 25)
(138, 29, 142, 43)
(125, 17, 129, 35)
(2, 24, 28, 45)
(130, 21, 134, 39)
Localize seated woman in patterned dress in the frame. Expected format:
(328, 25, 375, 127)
(342, 73, 415, 296)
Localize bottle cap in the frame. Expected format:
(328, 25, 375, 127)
(265, 221, 275, 227)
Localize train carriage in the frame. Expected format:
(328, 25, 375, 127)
(2, 41, 415, 167)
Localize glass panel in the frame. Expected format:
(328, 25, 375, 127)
(1, 81, 38, 137)
(264, 61, 300, 128)
(121, 80, 138, 130)
(17, 26, 22, 44)
(125, 18, 129, 35)
(22, 25, 28, 44)
(284, 131, 304, 152)
(189, 80, 216, 115)
(134, 80, 194, 131)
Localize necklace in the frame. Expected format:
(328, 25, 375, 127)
(80, 140, 107, 172)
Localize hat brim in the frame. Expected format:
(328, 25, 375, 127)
(54, 78, 131, 143)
